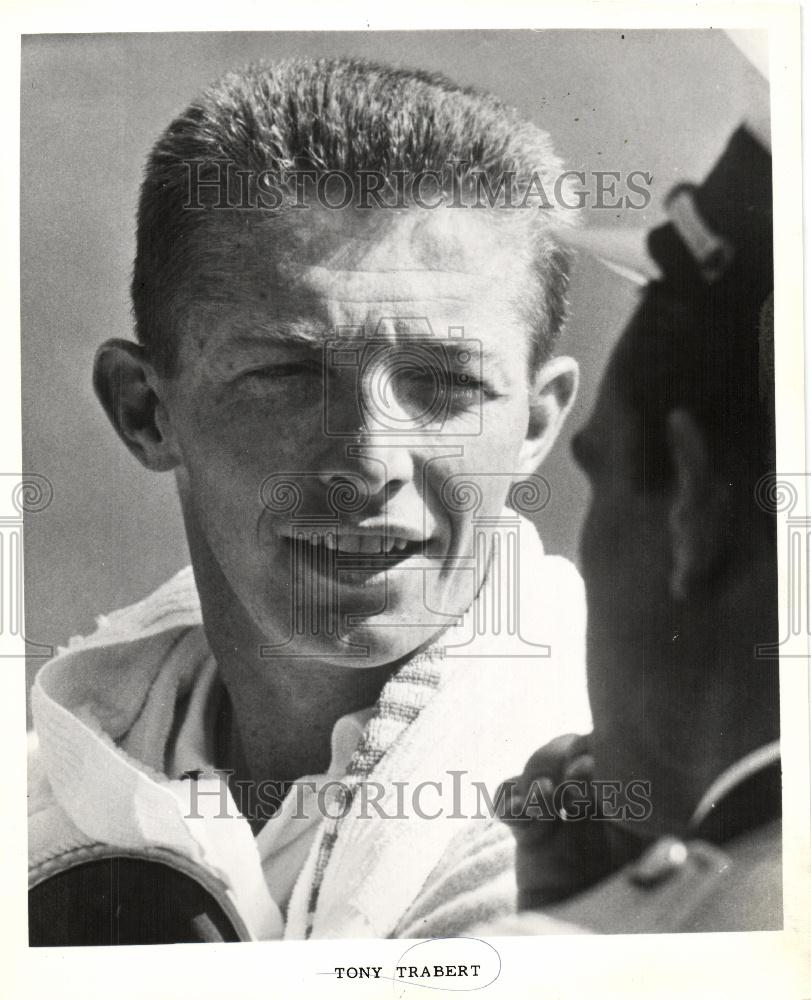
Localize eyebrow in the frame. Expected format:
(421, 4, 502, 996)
(215, 328, 514, 385)
(222, 330, 506, 357)
(222, 325, 327, 350)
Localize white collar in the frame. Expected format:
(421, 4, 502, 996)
(32, 619, 372, 940)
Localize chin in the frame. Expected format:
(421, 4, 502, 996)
(252, 613, 429, 669)
(330, 620, 438, 668)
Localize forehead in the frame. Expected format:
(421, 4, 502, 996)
(177, 207, 537, 362)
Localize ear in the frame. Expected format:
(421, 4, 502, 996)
(93, 340, 181, 472)
(516, 356, 579, 475)
(667, 408, 728, 600)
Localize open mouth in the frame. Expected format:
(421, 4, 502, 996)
(282, 532, 425, 568)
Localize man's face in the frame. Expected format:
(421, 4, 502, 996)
(157, 207, 560, 666)
(572, 340, 674, 745)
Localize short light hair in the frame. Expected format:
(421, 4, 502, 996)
(132, 58, 576, 372)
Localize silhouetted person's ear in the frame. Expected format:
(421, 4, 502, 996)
(93, 340, 181, 472)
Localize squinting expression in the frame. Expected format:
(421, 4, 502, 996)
(158, 207, 551, 667)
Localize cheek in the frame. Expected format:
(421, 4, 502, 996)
(423, 455, 527, 552)
(469, 397, 530, 464)
(171, 418, 286, 548)
(426, 404, 530, 521)
(179, 394, 325, 476)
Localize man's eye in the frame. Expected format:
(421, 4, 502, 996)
(448, 372, 501, 402)
(401, 368, 492, 396)
(396, 373, 472, 412)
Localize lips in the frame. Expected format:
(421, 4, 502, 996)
(318, 532, 414, 555)
(278, 527, 425, 562)
(279, 519, 426, 546)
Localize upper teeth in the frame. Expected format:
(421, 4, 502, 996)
(330, 534, 410, 554)
(291, 532, 412, 554)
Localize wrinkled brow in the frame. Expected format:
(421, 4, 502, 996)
(224, 323, 328, 348)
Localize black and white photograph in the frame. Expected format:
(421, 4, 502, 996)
(6, 7, 810, 999)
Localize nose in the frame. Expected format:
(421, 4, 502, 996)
(318, 355, 421, 502)
(317, 431, 415, 503)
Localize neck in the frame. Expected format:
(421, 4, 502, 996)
(186, 540, 397, 808)
(590, 561, 780, 838)
(213, 632, 394, 783)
